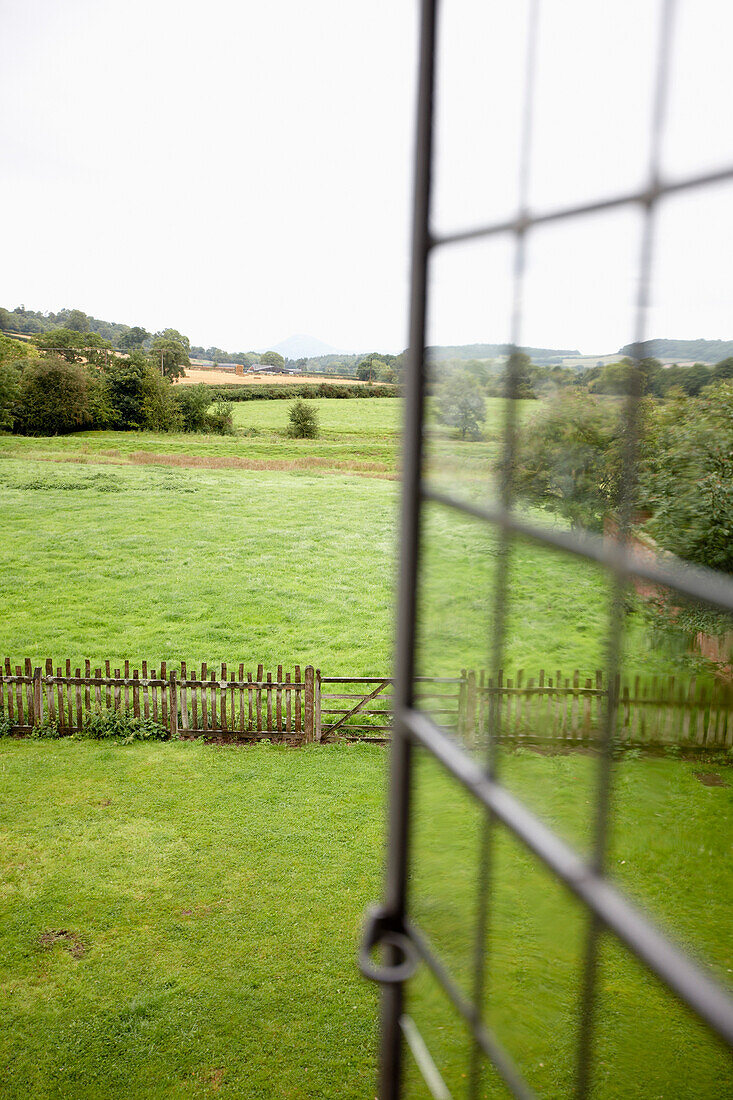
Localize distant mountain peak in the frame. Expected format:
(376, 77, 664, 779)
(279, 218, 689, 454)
(268, 334, 340, 359)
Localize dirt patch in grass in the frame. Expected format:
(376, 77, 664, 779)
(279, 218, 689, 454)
(126, 450, 393, 476)
(695, 772, 729, 787)
(39, 930, 86, 958)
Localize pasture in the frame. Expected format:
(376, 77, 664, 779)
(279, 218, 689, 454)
(0, 395, 730, 1097)
(0, 455, 684, 679)
(0, 740, 730, 1098)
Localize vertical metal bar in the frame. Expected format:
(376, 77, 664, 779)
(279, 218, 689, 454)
(381, 0, 437, 1096)
(469, 5, 540, 1095)
(575, 3, 677, 1095)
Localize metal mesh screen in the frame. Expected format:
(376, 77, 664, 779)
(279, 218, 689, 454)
(360, 1, 733, 1097)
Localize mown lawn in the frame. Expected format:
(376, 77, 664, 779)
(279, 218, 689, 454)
(0, 740, 730, 1098)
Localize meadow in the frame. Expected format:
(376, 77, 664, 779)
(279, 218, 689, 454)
(0, 397, 690, 679)
(0, 739, 730, 1098)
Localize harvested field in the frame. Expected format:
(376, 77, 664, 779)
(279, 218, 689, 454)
(178, 368, 377, 386)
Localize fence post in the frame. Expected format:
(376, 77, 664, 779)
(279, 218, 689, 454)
(466, 670, 477, 746)
(458, 669, 467, 739)
(314, 668, 322, 742)
(33, 666, 43, 728)
(169, 670, 178, 739)
(304, 666, 315, 744)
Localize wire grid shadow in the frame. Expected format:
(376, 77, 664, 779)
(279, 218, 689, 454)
(360, 1, 733, 1098)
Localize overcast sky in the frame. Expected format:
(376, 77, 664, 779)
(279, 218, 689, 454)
(2, 1, 732, 355)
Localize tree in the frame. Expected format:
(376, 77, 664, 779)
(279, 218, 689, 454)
(150, 330, 190, 380)
(35, 328, 112, 367)
(0, 362, 20, 431)
(287, 398, 319, 438)
(260, 350, 285, 370)
(638, 382, 733, 573)
(104, 352, 180, 430)
(14, 358, 95, 435)
(66, 309, 90, 333)
(436, 371, 487, 439)
(512, 392, 623, 530)
(119, 326, 150, 350)
(503, 351, 537, 399)
(713, 356, 733, 382)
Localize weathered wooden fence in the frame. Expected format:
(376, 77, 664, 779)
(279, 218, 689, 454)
(0, 659, 319, 742)
(321, 669, 733, 748)
(1, 660, 731, 748)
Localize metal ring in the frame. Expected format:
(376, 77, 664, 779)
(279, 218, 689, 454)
(358, 907, 420, 985)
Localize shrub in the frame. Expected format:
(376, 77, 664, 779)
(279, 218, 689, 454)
(287, 398, 319, 438)
(104, 353, 181, 431)
(14, 357, 95, 435)
(204, 400, 234, 435)
(173, 384, 211, 431)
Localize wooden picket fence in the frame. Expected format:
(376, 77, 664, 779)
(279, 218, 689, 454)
(0, 659, 319, 742)
(1, 659, 731, 748)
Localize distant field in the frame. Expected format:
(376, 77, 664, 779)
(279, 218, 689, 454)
(179, 368, 378, 386)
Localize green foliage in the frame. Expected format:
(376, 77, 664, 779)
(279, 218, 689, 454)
(35, 328, 112, 367)
(173, 384, 212, 431)
(505, 350, 537, 399)
(639, 381, 733, 573)
(213, 381, 399, 401)
(14, 357, 96, 435)
(287, 398, 319, 438)
(0, 334, 32, 367)
(436, 370, 486, 439)
(513, 392, 623, 530)
(66, 309, 90, 333)
(81, 708, 169, 742)
(103, 353, 180, 431)
(205, 400, 234, 435)
(0, 361, 20, 431)
(172, 386, 234, 434)
(259, 350, 285, 369)
(118, 326, 149, 350)
(150, 330, 190, 380)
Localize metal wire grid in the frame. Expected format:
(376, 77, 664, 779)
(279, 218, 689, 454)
(362, 1, 733, 1097)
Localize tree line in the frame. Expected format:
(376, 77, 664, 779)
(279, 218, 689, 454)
(0, 331, 231, 436)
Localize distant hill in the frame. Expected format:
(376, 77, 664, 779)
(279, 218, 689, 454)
(269, 334, 341, 359)
(618, 338, 733, 364)
(426, 343, 580, 366)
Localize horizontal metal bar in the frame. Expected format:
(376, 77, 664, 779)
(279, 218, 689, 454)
(407, 924, 538, 1100)
(400, 706, 733, 1048)
(431, 164, 733, 249)
(423, 488, 733, 614)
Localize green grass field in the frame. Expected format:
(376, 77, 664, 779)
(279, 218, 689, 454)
(1, 740, 730, 1098)
(0, 398, 730, 1096)
(0, 456, 683, 679)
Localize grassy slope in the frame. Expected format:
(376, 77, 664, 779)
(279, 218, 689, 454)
(0, 458, 679, 678)
(1, 740, 730, 1098)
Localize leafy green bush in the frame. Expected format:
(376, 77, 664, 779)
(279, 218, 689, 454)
(287, 398, 319, 438)
(82, 708, 169, 742)
(14, 357, 97, 435)
(204, 400, 234, 435)
(104, 353, 181, 431)
(173, 384, 211, 431)
(212, 382, 399, 402)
